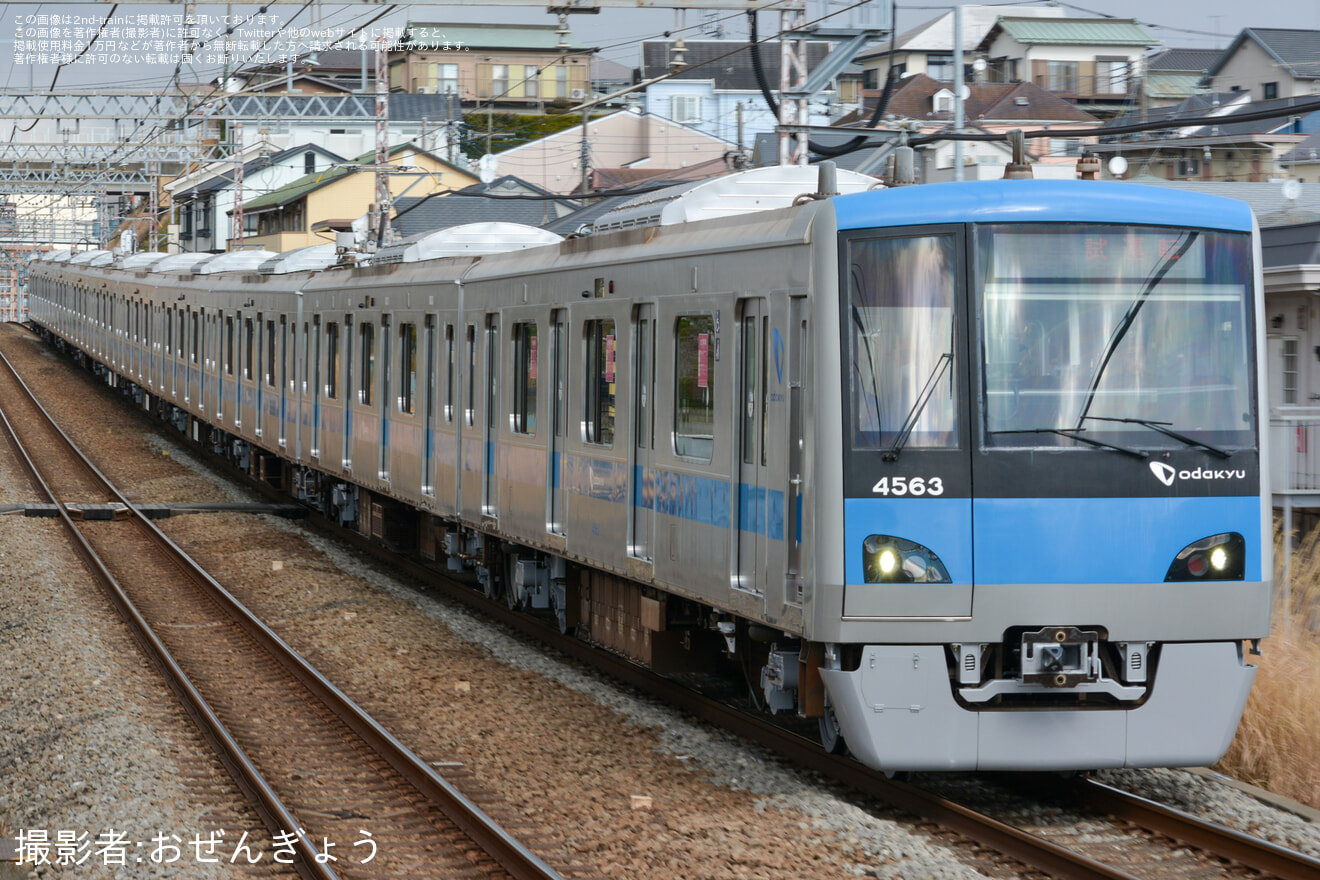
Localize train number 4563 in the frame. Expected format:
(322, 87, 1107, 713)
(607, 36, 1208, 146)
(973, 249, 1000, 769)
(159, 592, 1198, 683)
(871, 476, 944, 496)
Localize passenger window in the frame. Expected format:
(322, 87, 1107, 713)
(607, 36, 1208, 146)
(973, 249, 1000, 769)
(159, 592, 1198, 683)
(325, 321, 340, 399)
(512, 322, 537, 434)
(360, 322, 375, 405)
(465, 324, 477, 427)
(445, 324, 455, 423)
(674, 315, 715, 460)
(244, 317, 254, 380)
(584, 319, 616, 446)
(224, 316, 234, 375)
(265, 319, 276, 386)
(399, 322, 417, 414)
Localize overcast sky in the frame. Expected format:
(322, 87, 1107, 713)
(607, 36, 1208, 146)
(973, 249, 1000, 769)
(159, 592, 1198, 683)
(0, 1, 1316, 91)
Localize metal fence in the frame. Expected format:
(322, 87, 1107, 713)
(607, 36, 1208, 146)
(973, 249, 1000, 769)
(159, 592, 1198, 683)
(1270, 412, 1320, 494)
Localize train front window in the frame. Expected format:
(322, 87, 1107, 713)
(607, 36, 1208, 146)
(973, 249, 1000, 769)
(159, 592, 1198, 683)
(978, 224, 1255, 450)
(846, 234, 958, 450)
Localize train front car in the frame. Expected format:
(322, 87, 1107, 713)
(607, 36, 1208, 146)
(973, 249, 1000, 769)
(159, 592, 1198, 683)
(813, 180, 1271, 772)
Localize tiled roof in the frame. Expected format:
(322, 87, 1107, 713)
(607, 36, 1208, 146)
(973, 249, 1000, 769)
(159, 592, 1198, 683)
(1207, 28, 1320, 80)
(1102, 92, 1317, 138)
(393, 176, 579, 237)
(1282, 130, 1320, 165)
(175, 144, 347, 199)
(988, 17, 1157, 47)
(1144, 73, 1208, 101)
(1146, 48, 1222, 73)
(858, 5, 1066, 59)
(867, 74, 1098, 124)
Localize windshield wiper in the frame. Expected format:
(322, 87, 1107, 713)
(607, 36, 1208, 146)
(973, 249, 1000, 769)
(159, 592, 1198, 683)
(1074, 231, 1201, 430)
(989, 427, 1148, 460)
(1080, 416, 1232, 459)
(884, 352, 953, 462)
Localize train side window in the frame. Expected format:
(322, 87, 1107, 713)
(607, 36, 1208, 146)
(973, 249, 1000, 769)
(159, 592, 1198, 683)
(584, 318, 616, 446)
(674, 314, 715, 460)
(191, 311, 199, 363)
(360, 321, 375, 405)
(244, 317, 254, 380)
(176, 308, 184, 358)
(444, 323, 455, 423)
(224, 316, 234, 375)
(399, 321, 417, 414)
(512, 321, 537, 434)
(325, 321, 339, 399)
(465, 324, 477, 427)
(265, 319, 276, 386)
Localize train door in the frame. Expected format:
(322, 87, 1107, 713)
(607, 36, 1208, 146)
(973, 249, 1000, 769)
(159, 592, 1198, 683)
(311, 316, 322, 459)
(736, 297, 771, 596)
(483, 314, 499, 517)
(630, 304, 655, 562)
(787, 298, 808, 604)
(423, 316, 437, 496)
(343, 314, 354, 470)
(379, 314, 391, 481)
(547, 310, 567, 534)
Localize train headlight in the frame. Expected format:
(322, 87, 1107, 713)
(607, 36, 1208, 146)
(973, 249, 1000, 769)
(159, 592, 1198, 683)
(862, 535, 950, 584)
(1164, 532, 1245, 582)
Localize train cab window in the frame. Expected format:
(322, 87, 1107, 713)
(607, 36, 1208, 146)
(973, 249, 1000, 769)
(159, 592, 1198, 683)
(399, 322, 417, 414)
(847, 234, 958, 450)
(512, 322, 537, 434)
(674, 315, 716, 460)
(360, 321, 375, 405)
(584, 319, 616, 446)
(244, 317, 254, 380)
(265, 319, 276, 386)
(325, 321, 340, 399)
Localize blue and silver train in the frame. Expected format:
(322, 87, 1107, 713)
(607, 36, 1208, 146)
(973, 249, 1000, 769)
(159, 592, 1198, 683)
(27, 167, 1271, 771)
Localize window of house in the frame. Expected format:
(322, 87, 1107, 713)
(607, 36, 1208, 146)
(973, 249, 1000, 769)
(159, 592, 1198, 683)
(1050, 138, 1083, 157)
(926, 54, 954, 81)
(524, 65, 539, 99)
(1283, 338, 1299, 404)
(1264, 82, 1279, 100)
(512, 322, 537, 434)
(304, 151, 315, 174)
(671, 95, 702, 123)
(492, 64, 509, 97)
(933, 90, 953, 112)
(863, 68, 879, 90)
(674, 315, 716, 460)
(1045, 61, 1078, 92)
(555, 65, 570, 99)
(399, 322, 417, 414)
(431, 63, 459, 94)
(584, 319, 616, 445)
(1176, 156, 1201, 177)
(1095, 57, 1129, 95)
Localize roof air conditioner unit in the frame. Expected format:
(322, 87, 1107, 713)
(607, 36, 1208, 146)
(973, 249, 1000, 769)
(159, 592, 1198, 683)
(417, 86, 430, 94)
(571, 88, 588, 100)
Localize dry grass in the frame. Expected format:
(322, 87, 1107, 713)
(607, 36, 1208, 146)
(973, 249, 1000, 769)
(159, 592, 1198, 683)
(1215, 528, 1320, 808)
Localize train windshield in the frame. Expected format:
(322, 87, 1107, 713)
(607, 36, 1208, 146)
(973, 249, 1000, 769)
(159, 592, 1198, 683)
(977, 224, 1255, 451)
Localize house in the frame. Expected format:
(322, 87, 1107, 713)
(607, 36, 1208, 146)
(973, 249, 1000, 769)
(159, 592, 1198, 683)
(857, 5, 1067, 88)
(488, 109, 736, 195)
(167, 143, 347, 253)
(1142, 48, 1219, 109)
(638, 40, 838, 147)
(392, 176, 580, 238)
(838, 73, 1100, 175)
(976, 17, 1159, 115)
(1202, 28, 1320, 101)
(390, 23, 595, 107)
(231, 48, 381, 94)
(1282, 131, 1320, 183)
(1091, 92, 1318, 181)
(220, 93, 463, 164)
(231, 144, 477, 251)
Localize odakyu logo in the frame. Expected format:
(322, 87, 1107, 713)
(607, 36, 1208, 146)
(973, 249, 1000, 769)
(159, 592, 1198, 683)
(1149, 461, 1246, 486)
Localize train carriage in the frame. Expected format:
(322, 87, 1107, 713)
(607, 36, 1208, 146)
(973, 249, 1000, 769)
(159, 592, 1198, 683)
(27, 167, 1272, 773)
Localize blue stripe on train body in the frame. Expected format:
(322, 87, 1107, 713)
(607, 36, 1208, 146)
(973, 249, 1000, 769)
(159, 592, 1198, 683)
(843, 496, 1262, 585)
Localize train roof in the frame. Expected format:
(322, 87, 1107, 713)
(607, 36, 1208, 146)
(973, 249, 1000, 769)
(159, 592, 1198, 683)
(833, 179, 1256, 233)
(118, 252, 170, 269)
(192, 249, 277, 275)
(258, 243, 341, 275)
(371, 222, 563, 265)
(590, 165, 878, 233)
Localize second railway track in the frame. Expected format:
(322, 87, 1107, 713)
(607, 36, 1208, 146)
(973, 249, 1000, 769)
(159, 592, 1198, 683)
(0, 343, 572, 880)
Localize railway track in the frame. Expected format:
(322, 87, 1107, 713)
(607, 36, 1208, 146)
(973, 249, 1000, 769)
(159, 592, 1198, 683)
(0, 344, 571, 880)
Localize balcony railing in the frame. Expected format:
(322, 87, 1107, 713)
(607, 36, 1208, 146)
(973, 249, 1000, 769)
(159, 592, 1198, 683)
(1270, 410, 1320, 495)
